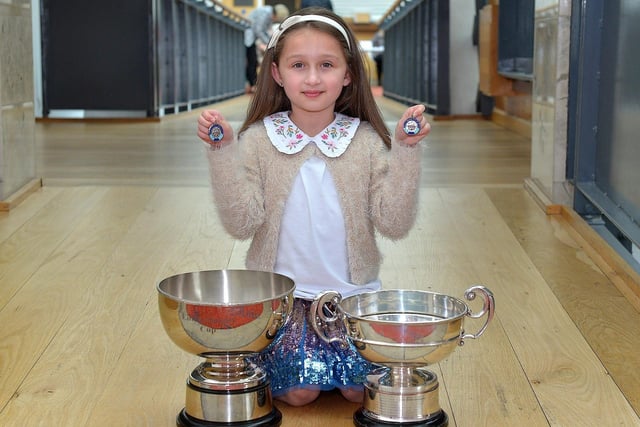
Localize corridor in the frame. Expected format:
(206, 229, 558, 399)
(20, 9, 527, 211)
(0, 93, 638, 426)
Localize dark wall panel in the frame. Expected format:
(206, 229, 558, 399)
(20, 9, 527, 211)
(595, 0, 640, 224)
(571, 0, 640, 263)
(41, 0, 152, 113)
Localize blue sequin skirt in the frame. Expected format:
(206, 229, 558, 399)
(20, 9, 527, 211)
(252, 298, 373, 396)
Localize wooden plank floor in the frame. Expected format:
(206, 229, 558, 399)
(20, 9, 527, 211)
(1, 94, 639, 426)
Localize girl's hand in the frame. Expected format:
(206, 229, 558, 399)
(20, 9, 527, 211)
(394, 104, 430, 146)
(197, 110, 234, 147)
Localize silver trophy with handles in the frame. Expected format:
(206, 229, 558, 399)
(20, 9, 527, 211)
(311, 286, 494, 427)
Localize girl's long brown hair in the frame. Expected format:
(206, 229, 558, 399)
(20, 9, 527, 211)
(239, 7, 391, 148)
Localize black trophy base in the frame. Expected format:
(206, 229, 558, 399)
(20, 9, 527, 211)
(176, 408, 282, 427)
(353, 408, 448, 427)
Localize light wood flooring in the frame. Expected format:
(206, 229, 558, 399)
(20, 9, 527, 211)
(1, 94, 639, 426)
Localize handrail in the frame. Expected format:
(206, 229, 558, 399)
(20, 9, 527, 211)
(378, 0, 423, 29)
(375, 0, 450, 116)
(185, 0, 250, 29)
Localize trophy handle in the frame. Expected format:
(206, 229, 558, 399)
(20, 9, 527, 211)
(310, 291, 346, 346)
(266, 294, 292, 339)
(461, 285, 495, 343)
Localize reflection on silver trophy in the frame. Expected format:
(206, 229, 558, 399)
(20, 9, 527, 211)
(312, 286, 495, 427)
(157, 270, 295, 427)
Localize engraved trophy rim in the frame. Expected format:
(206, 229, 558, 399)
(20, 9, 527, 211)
(157, 269, 295, 305)
(339, 288, 471, 323)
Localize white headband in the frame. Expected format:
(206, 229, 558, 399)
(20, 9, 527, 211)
(267, 15, 351, 50)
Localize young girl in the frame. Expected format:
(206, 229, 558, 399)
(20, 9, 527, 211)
(196, 7, 430, 407)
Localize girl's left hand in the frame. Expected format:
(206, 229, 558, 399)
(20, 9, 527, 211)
(394, 105, 431, 146)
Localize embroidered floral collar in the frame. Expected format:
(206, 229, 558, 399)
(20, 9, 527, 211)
(264, 112, 360, 158)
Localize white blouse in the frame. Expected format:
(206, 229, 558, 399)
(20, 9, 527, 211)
(264, 112, 382, 299)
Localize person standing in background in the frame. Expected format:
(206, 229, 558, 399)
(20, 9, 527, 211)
(372, 30, 384, 86)
(244, 4, 290, 94)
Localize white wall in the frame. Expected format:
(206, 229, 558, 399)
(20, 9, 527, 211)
(32, 0, 42, 118)
(449, 0, 479, 116)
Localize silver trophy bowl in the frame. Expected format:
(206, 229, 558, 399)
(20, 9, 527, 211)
(312, 286, 494, 427)
(157, 270, 295, 427)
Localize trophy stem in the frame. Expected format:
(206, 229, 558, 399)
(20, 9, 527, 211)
(356, 367, 448, 427)
(190, 354, 259, 389)
(179, 353, 281, 426)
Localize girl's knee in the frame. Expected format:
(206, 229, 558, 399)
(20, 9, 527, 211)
(275, 388, 321, 407)
(340, 387, 364, 403)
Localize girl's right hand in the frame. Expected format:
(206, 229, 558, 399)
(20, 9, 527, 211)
(197, 109, 234, 147)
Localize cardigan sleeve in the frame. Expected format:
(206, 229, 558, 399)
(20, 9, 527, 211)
(369, 133, 422, 239)
(205, 125, 266, 240)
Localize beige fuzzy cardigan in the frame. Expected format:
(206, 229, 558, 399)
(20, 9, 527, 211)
(206, 120, 422, 286)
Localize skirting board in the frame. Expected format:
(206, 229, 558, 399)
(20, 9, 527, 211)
(0, 178, 43, 212)
(491, 108, 531, 140)
(560, 205, 640, 312)
(524, 178, 640, 311)
(523, 178, 562, 215)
